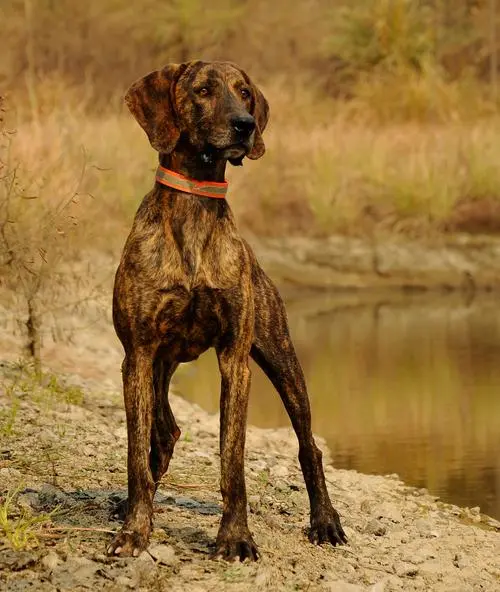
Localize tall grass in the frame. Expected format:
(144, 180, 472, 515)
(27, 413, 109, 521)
(2, 0, 499, 106)
(2, 0, 500, 239)
(6, 82, 500, 240)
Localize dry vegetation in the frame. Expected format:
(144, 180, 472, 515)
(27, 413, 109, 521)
(2, 0, 500, 240)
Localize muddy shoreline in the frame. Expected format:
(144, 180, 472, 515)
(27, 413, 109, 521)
(251, 233, 500, 292)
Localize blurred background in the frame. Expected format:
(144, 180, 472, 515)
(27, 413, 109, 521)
(0, 0, 499, 519)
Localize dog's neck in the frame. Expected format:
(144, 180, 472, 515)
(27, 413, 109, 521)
(159, 145, 227, 184)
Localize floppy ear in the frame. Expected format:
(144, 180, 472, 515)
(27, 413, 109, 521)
(247, 84, 269, 160)
(124, 63, 188, 154)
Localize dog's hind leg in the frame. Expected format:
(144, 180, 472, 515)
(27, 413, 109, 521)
(251, 271, 346, 547)
(150, 357, 180, 487)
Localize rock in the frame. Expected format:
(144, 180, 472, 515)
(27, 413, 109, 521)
(394, 530, 410, 544)
(38, 483, 72, 507)
(463, 507, 482, 523)
(453, 553, 472, 569)
(17, 491, 40, 511)
(415, 518, 440, 538)
(51, 557, 101, 588)
(115, 575, 134, 588)
(0, 549, 37, 571)
(41, 551, 61, 572)
(404, 501, 418, 513)
(373, 502, 403, 523)
(2, 364, 500, 592)
(274, 479, 291, 492)
(248, 494, 261, 514)
(401, 544, 436, 565)
(393, 561, 419, 577)
(364, 518, 387, 536)
(270, 464, 289, 479)
(0, 467, 21, 479)
(138, 551, 156, 564)
(148, 544, 177, 566)
(418, 560, 448, 578)
(483, 515, 500, 530)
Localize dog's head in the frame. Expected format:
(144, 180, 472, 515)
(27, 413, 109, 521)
(125, 61, 269, 163)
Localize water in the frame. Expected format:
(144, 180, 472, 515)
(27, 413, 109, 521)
(173, 291, 500, 520)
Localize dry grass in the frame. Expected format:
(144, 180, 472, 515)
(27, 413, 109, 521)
(7, 82, 500, 242)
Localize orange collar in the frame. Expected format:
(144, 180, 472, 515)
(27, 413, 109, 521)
(156, 165, 228, 199)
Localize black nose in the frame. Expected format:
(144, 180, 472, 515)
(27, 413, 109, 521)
(231, 115, 255, 137)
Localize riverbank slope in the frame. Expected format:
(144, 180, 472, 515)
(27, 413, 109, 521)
(0, 363, 498, 591)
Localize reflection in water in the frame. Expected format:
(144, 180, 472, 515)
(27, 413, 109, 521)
(173, 293, 500, 520)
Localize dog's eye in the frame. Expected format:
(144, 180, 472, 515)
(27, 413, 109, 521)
(197, 87, 210, 97)
(240, 88, 250, 99)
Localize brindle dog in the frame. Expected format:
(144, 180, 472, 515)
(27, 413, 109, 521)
(108, 60, 346, 561)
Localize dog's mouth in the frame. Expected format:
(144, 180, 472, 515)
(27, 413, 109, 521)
(221, 143, 248, 159)
(200, 133, 254, 166)
(199, 141, 251, 166)
(206, 131, 254, 156)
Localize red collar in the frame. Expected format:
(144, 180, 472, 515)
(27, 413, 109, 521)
(156, 166, 228, 199)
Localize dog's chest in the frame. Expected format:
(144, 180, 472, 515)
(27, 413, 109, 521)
(155, 286, 226, 362)
(169, 223, 243, 290)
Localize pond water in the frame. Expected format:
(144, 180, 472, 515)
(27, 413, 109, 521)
(173, 291, 500, 520)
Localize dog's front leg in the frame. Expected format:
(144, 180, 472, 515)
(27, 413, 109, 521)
(107, 348, 155, 557)
(214, 347, 258, 562)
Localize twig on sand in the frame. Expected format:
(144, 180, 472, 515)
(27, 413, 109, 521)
(166, 480, 211, 490)
(43, 526, 117, 535)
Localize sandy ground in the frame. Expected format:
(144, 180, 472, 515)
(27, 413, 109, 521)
(0, 237, 500, 591)
(0, 361, 499, 592)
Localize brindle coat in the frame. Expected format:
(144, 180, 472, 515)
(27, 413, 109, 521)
(108, 60, 346, 561)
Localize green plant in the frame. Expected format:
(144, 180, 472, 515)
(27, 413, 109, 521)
(0, 489, 54, 550)
(7, 364, 84, 409)
(0, 387, 20, 438)
(222, 565, 244, 583)
(257, 470, 270, 486)
(43, 373, 84, 406)
(325, 0, 436, 74)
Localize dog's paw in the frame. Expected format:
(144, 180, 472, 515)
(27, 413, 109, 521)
(106, 528, 148, 557)
(213, 534, 259, 562)
(309, 508, 347, 547)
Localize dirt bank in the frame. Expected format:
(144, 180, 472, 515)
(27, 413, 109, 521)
(251, 234, 500, 291)
(0, 363, 499, 591)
